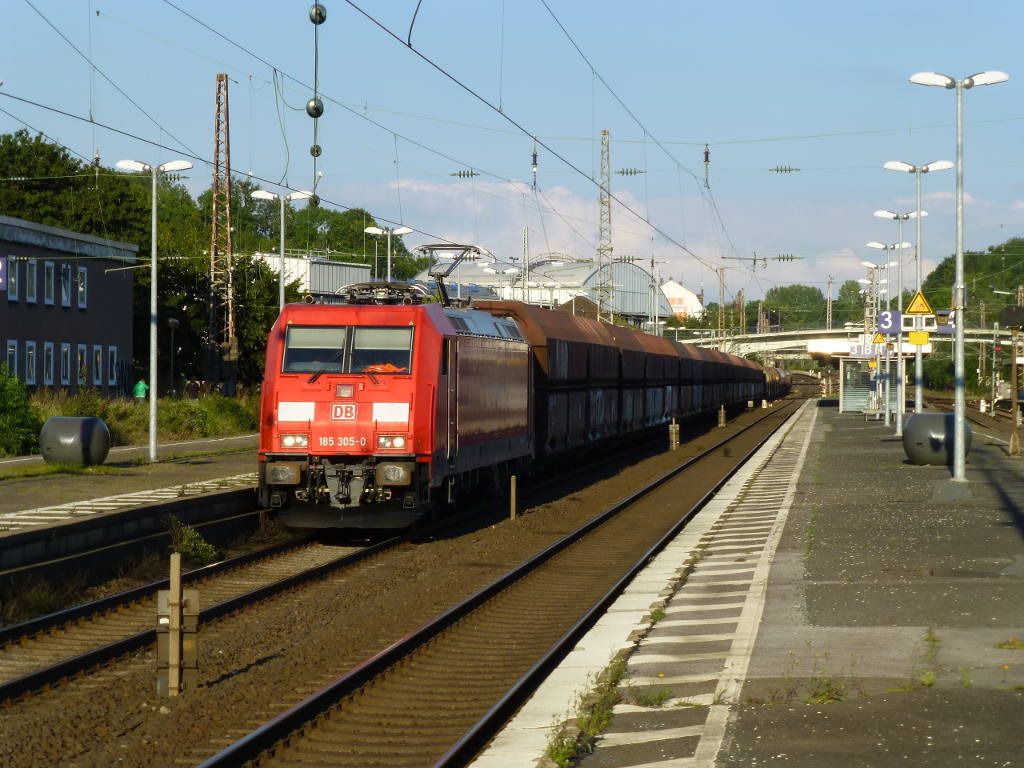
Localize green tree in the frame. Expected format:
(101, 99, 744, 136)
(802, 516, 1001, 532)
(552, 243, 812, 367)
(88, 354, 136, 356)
(0, 364, 43, 456)
(762, 284, 825, 330)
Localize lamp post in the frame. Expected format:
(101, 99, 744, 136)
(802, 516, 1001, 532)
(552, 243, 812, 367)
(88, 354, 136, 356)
(364, 225, 414, 282)
(909, 69, 1009, 481)
(252, 189, 313, 311)
(883, 160, 952, 415)
(874, 211, 926, 435)
(867, 241, 911, 433)
(116, 158, 193, 462)
(860, 262, 885, 416)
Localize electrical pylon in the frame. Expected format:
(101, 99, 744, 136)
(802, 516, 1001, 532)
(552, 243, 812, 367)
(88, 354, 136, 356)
(207, 73, 238, 393)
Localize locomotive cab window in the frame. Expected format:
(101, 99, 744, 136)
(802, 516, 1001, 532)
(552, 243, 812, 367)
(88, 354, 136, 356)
(283, 327, 347, 373)
(351, 327, 413, 374)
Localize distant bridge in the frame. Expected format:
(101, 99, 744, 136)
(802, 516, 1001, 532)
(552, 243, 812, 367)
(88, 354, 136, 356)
(680, 327, 1008, 360)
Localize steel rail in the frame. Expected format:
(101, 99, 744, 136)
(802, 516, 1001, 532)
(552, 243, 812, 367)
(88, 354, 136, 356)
(0, 533, 403, 703)
(196, 400, 800, 768)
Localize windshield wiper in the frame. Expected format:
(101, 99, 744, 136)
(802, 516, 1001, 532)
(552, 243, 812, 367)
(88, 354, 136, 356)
(306, 349, 344, 383)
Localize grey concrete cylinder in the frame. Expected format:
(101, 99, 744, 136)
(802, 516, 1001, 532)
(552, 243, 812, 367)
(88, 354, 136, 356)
(902, 413, 972, 466)
(39, 416, 111, 466)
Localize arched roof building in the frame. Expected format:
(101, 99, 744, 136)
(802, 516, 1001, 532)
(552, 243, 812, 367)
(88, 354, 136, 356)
(414, 253, 674, 328)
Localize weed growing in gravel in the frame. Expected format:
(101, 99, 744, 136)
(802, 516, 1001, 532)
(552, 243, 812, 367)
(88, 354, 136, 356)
(805, 675, 846, 703)
(628, 687, 674, 708)
(996, 637, 1024, 650)
(544, 655, 627, 767)
(649, 607, 666, 624)
(959, 668, 973, 688)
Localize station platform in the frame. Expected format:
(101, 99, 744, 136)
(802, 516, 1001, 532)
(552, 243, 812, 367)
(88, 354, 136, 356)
(474, 399, 1024, 767)
(0, 435, 257, 529)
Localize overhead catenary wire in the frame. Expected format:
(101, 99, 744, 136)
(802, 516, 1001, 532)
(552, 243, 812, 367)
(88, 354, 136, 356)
(23, 0, 199, 159)
(338, 0, 718, 275)
(0, 90, 460, 248)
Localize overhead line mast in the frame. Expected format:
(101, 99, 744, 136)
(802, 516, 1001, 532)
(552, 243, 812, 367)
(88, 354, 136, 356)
(596, 129, 614, 324)
(207, 73, 238, 394)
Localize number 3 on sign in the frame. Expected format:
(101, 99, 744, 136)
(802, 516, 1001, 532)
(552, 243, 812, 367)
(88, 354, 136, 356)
(878, 310, 901, 334)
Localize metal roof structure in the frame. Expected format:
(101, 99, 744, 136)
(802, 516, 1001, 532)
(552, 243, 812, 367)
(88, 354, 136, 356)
(413, 253, 673, 327)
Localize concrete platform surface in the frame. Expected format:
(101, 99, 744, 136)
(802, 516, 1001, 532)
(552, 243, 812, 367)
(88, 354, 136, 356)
(716, 401, 1024, 767)
(0, 435, 257, 519)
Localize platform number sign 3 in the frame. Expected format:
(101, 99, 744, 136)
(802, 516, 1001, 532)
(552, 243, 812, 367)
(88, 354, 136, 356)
(877, 310, 901, 334)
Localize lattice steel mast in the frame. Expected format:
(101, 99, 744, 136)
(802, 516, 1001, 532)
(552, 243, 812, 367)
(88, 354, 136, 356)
(207, 73, 238, 392)
(595, 129, 614, 324)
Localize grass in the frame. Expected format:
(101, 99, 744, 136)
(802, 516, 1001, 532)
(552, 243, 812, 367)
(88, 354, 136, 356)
(0, 389, 260, 459)
(805, 675, 847, 704)
(996, 637, 1024, 650)
(545, 655, 628, 767)
(627, 686, 675, 708)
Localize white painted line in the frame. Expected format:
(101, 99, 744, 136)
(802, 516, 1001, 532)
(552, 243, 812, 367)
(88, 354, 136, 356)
(599, 724, 705, 747)
(694, 402, 818, 767)
(630, 651, 731, 663)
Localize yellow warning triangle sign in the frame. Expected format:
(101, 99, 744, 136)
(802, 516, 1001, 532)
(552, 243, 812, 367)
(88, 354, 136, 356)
(872, 332, 886, 344)
(905, 290, 934, 315)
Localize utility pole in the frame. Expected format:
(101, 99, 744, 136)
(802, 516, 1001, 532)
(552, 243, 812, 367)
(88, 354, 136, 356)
(717, 267, 726, 344)
(207, 73, 237, 394)
(595, 129, 614, 324)
(827, 275, 834, 330)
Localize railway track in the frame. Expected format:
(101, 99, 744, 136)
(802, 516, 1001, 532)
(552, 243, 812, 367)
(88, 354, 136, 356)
(0, 536, 398, 704)
(194, 399, 803, 768)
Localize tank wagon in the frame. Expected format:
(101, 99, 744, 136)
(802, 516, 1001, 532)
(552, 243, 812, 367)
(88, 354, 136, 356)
(258, 290, 787, 529)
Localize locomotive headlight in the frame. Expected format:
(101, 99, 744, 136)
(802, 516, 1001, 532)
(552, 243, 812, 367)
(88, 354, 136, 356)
(280, 433, 309, 448)
(376, 434, 407, 449)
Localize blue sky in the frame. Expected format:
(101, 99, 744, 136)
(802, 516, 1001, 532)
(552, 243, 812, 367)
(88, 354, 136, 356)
(2, 0, 1022, 301)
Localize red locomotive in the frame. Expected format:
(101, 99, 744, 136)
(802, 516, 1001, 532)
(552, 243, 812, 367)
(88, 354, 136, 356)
(258, 283, 787, 529)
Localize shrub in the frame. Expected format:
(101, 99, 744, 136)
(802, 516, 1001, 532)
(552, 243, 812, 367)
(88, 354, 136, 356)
(0, 364, 43, 456)
(167, 516, 220, 567)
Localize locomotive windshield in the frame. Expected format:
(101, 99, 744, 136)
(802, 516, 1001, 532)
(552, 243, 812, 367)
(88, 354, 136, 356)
(282, 327, 347, 373)
(352, 327, 413, 373)
(282, 325, 413, 375)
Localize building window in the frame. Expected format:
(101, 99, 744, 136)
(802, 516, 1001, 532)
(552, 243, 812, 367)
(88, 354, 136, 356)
(108, 345, 117, 386)
(26, 259, 37, 303)
(43, 342, 54, 385)
(77, 266, 88, 308)
(7, 257, 17, 301)
(25, 341, 36, 385)
(60, 343, 71, 385)
(5, 340, 16, 377)
(44, 262, 55, 305)
(61, 264, 72, 307)
(77, 344, 87, 386)
(92, 345, 103, 386)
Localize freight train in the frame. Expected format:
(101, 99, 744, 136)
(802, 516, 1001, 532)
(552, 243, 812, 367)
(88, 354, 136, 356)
(257, 284, 788, 529)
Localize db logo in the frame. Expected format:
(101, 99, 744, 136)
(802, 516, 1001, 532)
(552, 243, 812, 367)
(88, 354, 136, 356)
(331, 403, 357, 421)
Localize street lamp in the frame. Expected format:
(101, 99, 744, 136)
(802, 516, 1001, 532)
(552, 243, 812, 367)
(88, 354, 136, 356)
(883, 160, 952, 416)
(363, 225, 414, 282)
(251, 189, 313, 311)
(860, 261, 886, 415)
(909, 69, 1009, 482)
(116, 158, 193, 462)
(867, 243, 910, 432)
